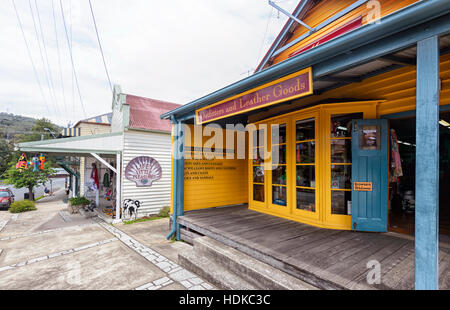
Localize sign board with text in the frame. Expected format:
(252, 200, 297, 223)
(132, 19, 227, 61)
(353, 182, 373, 192)
(196, 67, 313, 125)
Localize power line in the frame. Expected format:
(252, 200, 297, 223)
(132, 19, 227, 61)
(88, 0, 113, 93)
(59, 0, 88, 119)
(34, 0, 61, 116)
(51, 0, 68, 121)
(11, 0, 52, 118)
(255, 6, 274, 69)
(27, 0, 58, 117)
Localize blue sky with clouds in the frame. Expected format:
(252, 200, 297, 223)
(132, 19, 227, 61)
(0, 0, 298, 126)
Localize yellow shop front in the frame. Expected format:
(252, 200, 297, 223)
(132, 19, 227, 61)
(249, 101, 382, 231)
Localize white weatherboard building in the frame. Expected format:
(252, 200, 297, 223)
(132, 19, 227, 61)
(18, 85, 179, 221)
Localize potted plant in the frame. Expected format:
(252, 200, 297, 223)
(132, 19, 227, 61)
(68, 197, 91, 214)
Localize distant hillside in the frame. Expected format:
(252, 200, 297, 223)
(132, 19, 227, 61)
(0, 113, 61, 141)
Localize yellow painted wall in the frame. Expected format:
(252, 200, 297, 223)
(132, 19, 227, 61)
(271, 0, 418, 67)
(171, 125, 248, 212)
(75, 123, 111, 136)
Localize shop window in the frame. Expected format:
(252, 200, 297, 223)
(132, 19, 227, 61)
(331, 139, 352, 163)
(296, 142, 315, 163)
(272, 145, 287, 165)
(331, 191, 352, 215)
(271, 123, 287, 207)
(252, 129, 266, 203)
(253, 184, 265, 202)
(273, 186, 287, 206)
(253, 166, 265, 183)
(296, 165, 315, 188)
(330, 113, 362, 215)
(296, 118, 316, 212)
(272, 123, 287, 144)
(297, 188, 315, 212)
(272, 166, 287, 185)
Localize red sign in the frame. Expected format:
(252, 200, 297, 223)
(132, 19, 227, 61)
(196, 68, 313, 124)
(289, 17, 363, 58)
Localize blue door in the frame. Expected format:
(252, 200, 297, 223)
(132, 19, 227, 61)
(351, 119, 388, 232)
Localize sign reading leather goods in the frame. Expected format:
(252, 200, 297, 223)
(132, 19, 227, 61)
(354, 182, 373, 192)
(196, 68, 313, 124)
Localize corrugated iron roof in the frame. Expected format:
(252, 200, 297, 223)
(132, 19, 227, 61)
(126, 94, 179, 132)
(81, 112, 112, 124)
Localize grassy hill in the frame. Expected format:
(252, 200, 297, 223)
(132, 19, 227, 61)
(0, 113, 37, 141)
(0, 113, 62, 141)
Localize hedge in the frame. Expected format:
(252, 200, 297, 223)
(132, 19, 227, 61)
(9, 200, 37, 213)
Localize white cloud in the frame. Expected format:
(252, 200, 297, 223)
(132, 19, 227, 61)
(0, 0, 298, 126)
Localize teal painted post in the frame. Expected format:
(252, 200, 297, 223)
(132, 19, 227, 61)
(175, 121, 185, 240)
(167, 119, 179, 240)
(415, 36, 440, 290)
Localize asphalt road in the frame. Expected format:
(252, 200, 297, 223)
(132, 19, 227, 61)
(0, 178, 66, 201)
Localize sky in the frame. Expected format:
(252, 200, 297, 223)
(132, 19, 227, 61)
(0, 0, 299, 127)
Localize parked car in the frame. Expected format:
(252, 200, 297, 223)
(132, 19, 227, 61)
(0, 188, 15, 210)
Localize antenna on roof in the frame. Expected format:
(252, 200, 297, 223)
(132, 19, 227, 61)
(268, 0, 314, 31)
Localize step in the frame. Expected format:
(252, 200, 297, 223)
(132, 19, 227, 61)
(180, 228, 203, 245)
(179, 216, 341, 290)
(179, 249, 259, 290)
(193, 236, 317, 290)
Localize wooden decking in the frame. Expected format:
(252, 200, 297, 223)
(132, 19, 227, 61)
(178, 205, 449, 290)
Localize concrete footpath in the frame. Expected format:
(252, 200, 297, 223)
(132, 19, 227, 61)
(0, 190, 214, 290)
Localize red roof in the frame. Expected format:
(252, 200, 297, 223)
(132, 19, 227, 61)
(126, 94, 180, 132)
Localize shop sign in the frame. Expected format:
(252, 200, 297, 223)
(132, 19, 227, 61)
(196, 67, 313, 125)
(353, 182, 373, 192)
(125, 156, 162, 187)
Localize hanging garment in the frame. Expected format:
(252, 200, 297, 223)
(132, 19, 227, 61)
(390, 129, 403, 182)
(91, 165, 99, 189)
(103, 172, 110, 188)
(88, 178, 98, 191)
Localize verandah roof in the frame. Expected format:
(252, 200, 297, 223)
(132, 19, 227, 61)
(17, 132, 123, 157)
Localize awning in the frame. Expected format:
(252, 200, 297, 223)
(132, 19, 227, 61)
(17, 132, 123, 157)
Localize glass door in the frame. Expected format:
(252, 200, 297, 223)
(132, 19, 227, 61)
(268, 120, 290, 215)
(292, 113, 319, 220)
(325, 112, 363, 228)
(250, 127, 267, 207)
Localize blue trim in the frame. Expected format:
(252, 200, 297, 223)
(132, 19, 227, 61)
(167, 118, 179, 240)
(415, 36, 440, 290)
(161, 0, 450, 121)
(166, 119, 185, 241)
(176, 123, 185, 240)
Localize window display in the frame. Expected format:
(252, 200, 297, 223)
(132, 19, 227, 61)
(330, 113, 361, 215)
(296, 118, 316, 212)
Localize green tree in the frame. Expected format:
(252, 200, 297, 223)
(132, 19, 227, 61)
(0, 138, 13, 178)
(4, 160, 56, 200)
(19, 118, 60, 143)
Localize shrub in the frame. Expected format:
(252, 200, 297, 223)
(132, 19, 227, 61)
(9, 200, 37, 213)
(69, 197, 90, 206)
(158, 206, 170, 218)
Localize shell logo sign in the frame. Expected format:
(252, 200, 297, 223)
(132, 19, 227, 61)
(125, 156, 162, 187)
